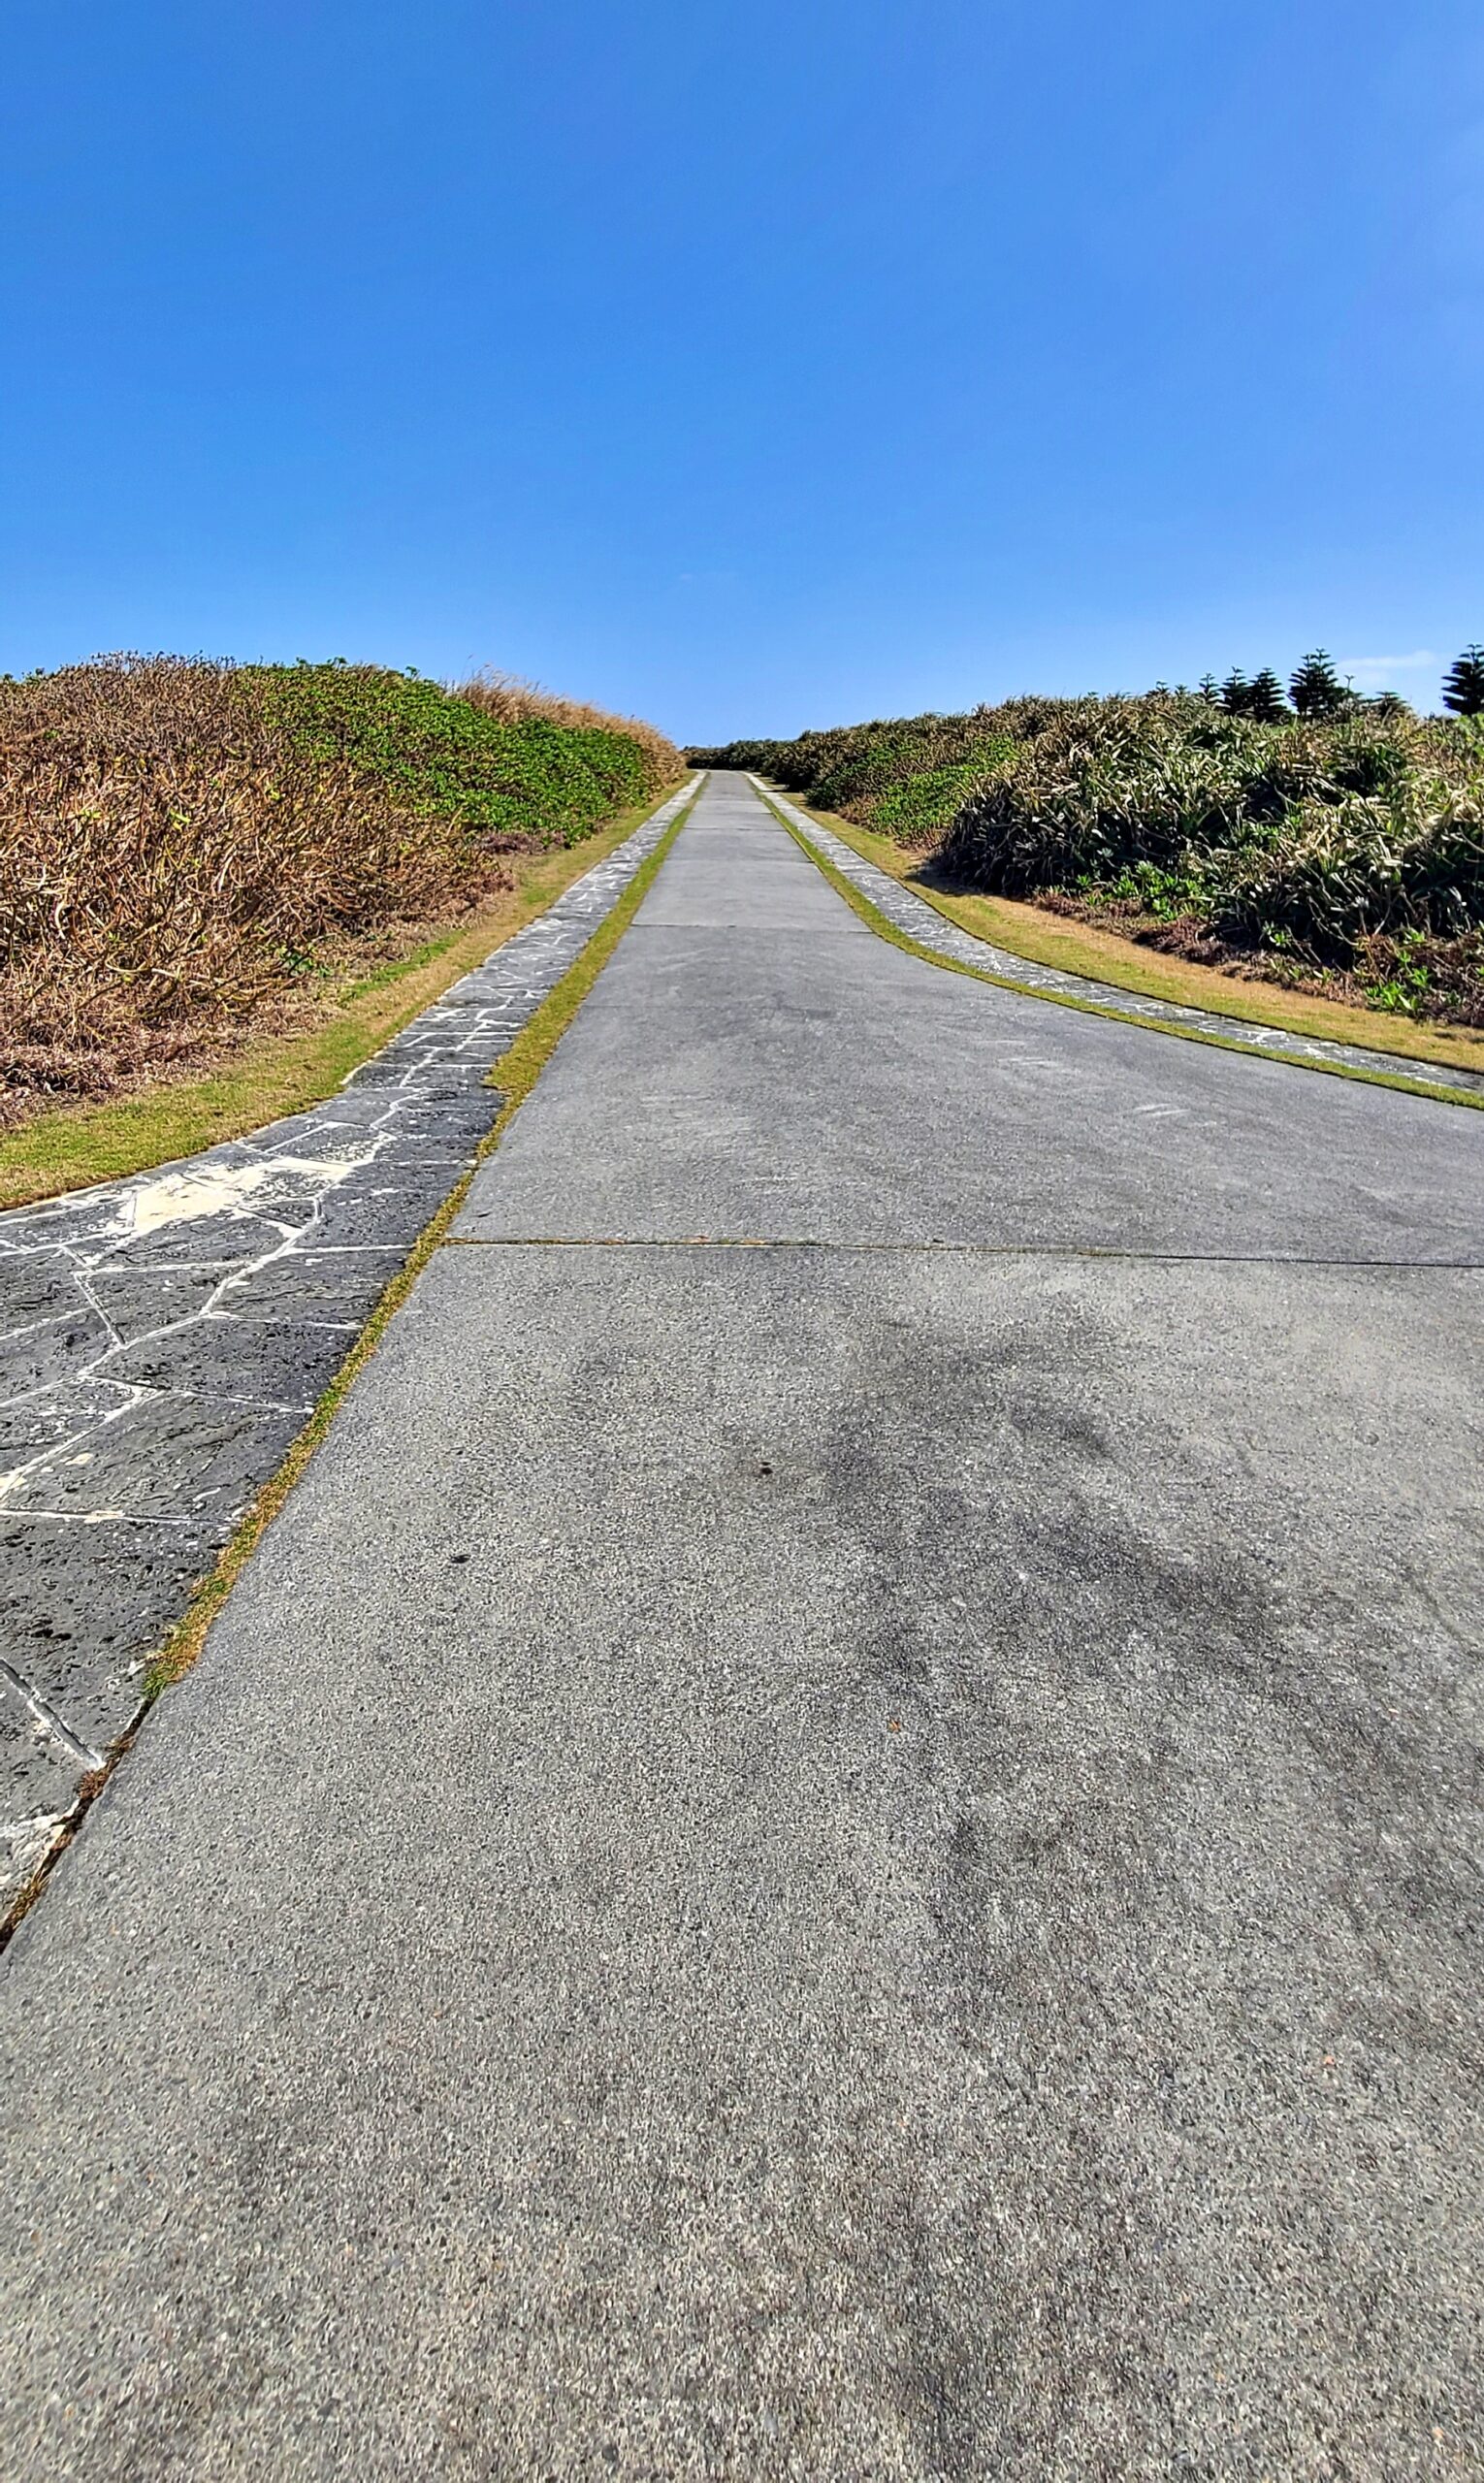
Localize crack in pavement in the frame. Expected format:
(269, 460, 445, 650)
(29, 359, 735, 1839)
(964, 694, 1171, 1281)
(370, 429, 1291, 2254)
(0, 783, 696, 1899)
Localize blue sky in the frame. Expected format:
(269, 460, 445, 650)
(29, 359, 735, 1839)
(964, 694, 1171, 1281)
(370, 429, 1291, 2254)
(3, 2, 1481, 742)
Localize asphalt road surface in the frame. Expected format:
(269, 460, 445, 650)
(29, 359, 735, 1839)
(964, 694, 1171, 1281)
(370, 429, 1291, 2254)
(3, 772, 1481, 2480)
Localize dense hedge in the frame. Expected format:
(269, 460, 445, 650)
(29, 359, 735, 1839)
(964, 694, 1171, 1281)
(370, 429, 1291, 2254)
(942, 698, 1484, 965)
(692, 693, 1484, 1019)
(688, 706, 1031, 822)
(258, 662, 661, 849)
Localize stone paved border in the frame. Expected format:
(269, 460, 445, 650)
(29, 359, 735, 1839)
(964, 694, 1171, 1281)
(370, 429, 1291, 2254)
(758, 781, 1484, 1103)
(0, 781, 697, 1901)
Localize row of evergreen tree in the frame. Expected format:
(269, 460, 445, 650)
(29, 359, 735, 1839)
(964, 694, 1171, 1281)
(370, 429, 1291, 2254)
(1182, 647, 1484, 721)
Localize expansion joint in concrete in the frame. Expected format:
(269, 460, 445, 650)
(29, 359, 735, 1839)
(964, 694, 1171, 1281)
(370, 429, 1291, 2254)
(437, 1235, 1483, 1272)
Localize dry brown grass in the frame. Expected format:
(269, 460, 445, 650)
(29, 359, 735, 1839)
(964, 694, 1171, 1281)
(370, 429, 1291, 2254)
(0, 653, 681, 1127)
(0, 656, 507, 1118)
(454, 667, 682, 795)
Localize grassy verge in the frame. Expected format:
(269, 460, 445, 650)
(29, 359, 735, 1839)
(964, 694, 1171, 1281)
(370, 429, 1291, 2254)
(760, 791, 1484, 1113)
(0, 791, 680, 1211)
(1, 786, 696, 1944)
(785, 795, 1484, 1081)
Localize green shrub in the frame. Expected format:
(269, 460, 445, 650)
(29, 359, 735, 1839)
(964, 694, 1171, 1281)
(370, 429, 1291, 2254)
(687, 704, 1054, 826)
(871, 746, 1016, 842)
(1093, 859, 1210, 920)
(943, 697, 1484, 971)
(256, 662, 654, 849)
(942, 698, 1259, 890)
(1210, 782, 1484, 959)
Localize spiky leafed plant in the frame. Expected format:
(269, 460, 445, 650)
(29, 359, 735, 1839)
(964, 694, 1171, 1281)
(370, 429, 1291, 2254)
(1289, 649, 1347, 717)
(1442, 647, 1484, 716)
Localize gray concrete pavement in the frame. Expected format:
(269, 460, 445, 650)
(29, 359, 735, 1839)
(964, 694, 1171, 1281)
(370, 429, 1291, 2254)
(2, 772, 1481, 2479)
(459, 776, 1480, 1258)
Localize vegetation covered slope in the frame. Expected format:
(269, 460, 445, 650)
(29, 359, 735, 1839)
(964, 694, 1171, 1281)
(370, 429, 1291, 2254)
(690, 687, 1484, 1026)
(0, 655, 681, 1121)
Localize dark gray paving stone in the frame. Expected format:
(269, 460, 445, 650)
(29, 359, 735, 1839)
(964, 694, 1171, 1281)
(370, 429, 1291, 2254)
(392, 1104, 508, 1148)
(339, 1057, 492, 1092)
(0, 1684, 83, 1811)
(296, 1182, 462, 1251)
(0, 1675, 84, 1894)
(218, 1252, 403, 1324)
(2, 1394, 306, 1525)
(0, 1514, 224, 1749)
(84, 1210, 317, 1270)
(0, 1309, 112, 1400)
(84, 1266, 238, 1342)
(0, 1259, 89, 1328)
(95, 1318, 348, 1410)
(0, 1379, 136, 1468)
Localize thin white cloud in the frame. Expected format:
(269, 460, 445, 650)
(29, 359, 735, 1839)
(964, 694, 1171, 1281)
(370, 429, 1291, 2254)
(1336, 650, 1438, 688)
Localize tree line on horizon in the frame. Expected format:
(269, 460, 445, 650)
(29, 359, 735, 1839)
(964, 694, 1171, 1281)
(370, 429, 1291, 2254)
(1184, 646, 1484, 722)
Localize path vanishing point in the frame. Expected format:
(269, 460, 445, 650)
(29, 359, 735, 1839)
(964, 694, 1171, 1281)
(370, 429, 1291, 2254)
(3, 772, 1481, 2478)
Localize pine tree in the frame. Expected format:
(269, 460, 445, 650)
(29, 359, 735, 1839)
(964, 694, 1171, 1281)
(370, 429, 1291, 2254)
(1246, 668, 1288, 723)
(1197, 673, 1219, 705)
(1442, 646, 1484, 716)
(1289, 649, 1346, 717)
(1219, 668, 1249, 715)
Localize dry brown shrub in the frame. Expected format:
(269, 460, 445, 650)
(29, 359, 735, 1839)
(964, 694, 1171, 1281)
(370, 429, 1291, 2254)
(0, 656, 507, 1113)
(454, 667, 682, 796)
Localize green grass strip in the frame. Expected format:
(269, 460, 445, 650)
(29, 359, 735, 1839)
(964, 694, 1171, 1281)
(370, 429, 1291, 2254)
(761, 792, 1484, 1114)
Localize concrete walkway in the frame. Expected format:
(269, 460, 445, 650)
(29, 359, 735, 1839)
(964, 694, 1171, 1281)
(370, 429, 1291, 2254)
(2, 774, 1481, 2479)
